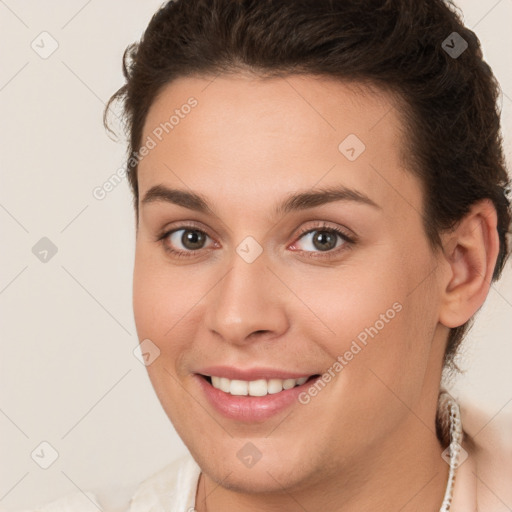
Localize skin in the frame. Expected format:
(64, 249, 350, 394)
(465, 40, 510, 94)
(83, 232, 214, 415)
(133, 74, 499, 511)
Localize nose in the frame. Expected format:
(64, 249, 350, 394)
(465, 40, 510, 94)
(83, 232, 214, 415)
(204, 251, 289, 346)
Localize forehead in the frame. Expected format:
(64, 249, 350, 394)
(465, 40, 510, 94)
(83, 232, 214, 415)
(138, 74, 421, 220)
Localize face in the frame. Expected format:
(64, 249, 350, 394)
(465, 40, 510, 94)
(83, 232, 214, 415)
(133, 74, 448, 494)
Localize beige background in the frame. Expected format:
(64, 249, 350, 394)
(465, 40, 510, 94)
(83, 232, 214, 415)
(0, 0, 511, 509)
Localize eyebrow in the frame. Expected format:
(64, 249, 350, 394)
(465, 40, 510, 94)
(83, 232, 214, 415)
(141, 183, 381, 216)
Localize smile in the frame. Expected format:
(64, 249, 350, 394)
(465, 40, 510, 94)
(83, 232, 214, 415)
(205, 375, 315, 396)
(195, 372, 322, 422)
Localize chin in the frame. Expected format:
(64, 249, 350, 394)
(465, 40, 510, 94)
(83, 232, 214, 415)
(191, 437, 322, 492)
(202, 458, 308, 494)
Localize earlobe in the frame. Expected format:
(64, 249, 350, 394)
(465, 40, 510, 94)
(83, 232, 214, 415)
(438, 199, 500, 329)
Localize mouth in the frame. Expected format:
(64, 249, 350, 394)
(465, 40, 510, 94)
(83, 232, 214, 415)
(199, 374, 321, 397)
(194, 372, 320, 423)
(193, 366, 324, 421)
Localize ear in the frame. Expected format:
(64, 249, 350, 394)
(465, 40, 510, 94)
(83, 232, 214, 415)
(438, 199, 500, 329)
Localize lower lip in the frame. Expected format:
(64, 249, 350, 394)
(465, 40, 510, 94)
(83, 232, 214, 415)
(194, 374, 320, 422)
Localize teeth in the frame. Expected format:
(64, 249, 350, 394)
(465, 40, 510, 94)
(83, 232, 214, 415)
(230, 379, 248, 396)
(267, 378, 284, 394)
(248, 379, 267, 397)
(209, 375, 311, 396)
(283, 378, 296, 390)
(219, 377, 231, 393)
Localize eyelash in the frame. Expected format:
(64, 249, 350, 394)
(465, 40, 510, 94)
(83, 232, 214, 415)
(157, 221, 356, 260)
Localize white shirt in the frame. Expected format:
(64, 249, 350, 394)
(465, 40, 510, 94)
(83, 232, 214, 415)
(6, 455, 200, 512)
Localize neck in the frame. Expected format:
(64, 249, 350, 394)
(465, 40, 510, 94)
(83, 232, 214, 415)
(195, 412, 450, 512)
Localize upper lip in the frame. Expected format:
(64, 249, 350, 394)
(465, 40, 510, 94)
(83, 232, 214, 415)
(196, 365, 319, 381)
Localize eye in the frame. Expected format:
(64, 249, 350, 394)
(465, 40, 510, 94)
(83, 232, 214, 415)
(158, 221, 355, 260)
(290, 222, 355, 258)
(159, 224, 215, 258)
(170, 229, 210, 249)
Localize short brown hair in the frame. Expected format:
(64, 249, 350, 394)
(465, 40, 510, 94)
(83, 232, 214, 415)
(104, 0, 511, 371)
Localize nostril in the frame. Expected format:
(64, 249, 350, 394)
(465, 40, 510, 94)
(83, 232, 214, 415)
(249, 330, 270, 339)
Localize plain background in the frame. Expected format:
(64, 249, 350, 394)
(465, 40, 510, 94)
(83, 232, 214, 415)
(0, 0, 511, 509)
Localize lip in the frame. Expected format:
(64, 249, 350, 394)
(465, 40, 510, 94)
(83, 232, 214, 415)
(196, 365, 316, 381)
(193, 372, 321, 422)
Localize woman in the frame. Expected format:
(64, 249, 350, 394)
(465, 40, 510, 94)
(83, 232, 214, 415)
(19, 0, 511, 510)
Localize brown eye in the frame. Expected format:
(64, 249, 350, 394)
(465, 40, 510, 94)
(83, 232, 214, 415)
(311, 231, 338, 251)
(294, 228, 347, 253)
(164, 228, 212, 253)
(180, 229, 207, 250)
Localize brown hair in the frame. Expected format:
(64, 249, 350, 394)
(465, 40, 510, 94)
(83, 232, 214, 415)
(104, 0, 511, 371)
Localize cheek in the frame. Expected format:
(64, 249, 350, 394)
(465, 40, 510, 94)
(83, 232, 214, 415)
(132, 246, 214, 378)
(132, 252, 195, 414)
(133, 245, 196, 336)
(292, 255, 405, 343)
(295, 248, 435, 391)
